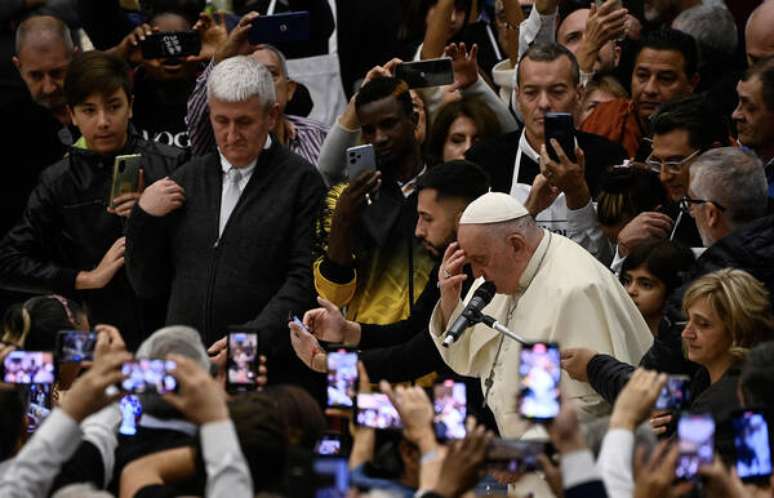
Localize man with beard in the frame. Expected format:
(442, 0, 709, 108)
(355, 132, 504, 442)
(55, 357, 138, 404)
(313, 76, 435, 326)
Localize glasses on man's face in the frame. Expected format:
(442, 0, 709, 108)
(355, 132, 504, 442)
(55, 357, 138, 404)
(645, 149, 701, 175)
(679, 195, 727, 215)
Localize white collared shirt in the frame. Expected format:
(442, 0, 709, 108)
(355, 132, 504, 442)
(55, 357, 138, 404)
(217, 135, 272, 193)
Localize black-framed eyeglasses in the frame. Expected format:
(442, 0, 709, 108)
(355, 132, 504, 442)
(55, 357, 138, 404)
(679, 195, 726, 214)
(644, 149, 700, 175)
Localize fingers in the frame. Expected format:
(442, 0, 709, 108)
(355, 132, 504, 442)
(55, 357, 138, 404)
(94, 324, 126, 355)
(444, 248, 468, 275)
(208, 336, 227, 355)
(441, 241, 460, 265)
(317, 296, 339, 314)
(382, 58, 403, 74)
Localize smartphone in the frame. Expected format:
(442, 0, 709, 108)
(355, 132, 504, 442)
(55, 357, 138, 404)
(732, 410, 772, 483)
(314, 433, 347, 457)
(485, 439, 545, 472)
(395, 58, 454, 89)
(544, 112, 576, 163)
(118, 395, 143, 436)
(433, 379, 467, 440)
(313, 457, 349, 498)
(248, 11, 311, 45)
(345, 144, 377, 180)
(2, 351, 56, 384)
(140, 31, 202, 59)
(227, 329, 260, 393)
(26, 383, 52, 433)
(119, 359, 178, 394)
(109, 154, 143, 208)
(355, 393, 403, 430)
(518, 342, 561, 421)
(56, 330, 97, 363)
(326, 348, 358, 409)
(655, 375, 690, 411)
(675, 412, 715, 480)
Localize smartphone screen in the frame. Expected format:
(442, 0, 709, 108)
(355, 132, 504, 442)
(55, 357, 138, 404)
(433, 379, 466, 440)
(675, 413, 715, 480)
(119, 395, 143, 436)
(314, 433, 346, 457)
(227, 331, 259, 392)
(655, 375, 690, 411)
(395, 58, 455, 89)
(120, 359, 178, 394)
(140, 31, 201, 59)
(518, 342, 560, 421)
(732, 410, 773, 482)
(3, 351, 55, 384)
(326, 348, 358, 409)
(248, 11, 311, 45)
(355, 393, 403, 430)
(56, 330, 97, 363)
(485, 439, 544, 472)
(313, 457, 349, 498)
(544, 112, 576, 162)
(26, 383, 52, 433)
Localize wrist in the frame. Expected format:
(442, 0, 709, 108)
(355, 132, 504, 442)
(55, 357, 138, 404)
(416, 431, 439, 454)
(75, 270, 96, 290)
(609, 413, 637, 432)
(564, 184, 591, 210)
(343, 321, 361, 346)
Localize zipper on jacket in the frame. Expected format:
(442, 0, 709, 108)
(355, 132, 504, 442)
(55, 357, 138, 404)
(203, 237, 223, 343)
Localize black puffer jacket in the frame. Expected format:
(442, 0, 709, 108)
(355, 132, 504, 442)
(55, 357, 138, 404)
(586, 214, 774, 404)
(0, 133, 187, 350)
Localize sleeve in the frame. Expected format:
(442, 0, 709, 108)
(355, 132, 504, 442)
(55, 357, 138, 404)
(460, 78, 518, 133)
(597, 428, 635, 498)
(566, 201, 614, 266)
(360, 329, 446, 383)
(519, 5, 557, 57)
(0, 176, 79, 295)
(586, 353, 635, 405)
(186, 61, 217, 157)
(561, 449, 608, 498)
(200, 420, 253, 498)
(125, 202, 174, 298)
(0, 409, 82, 498)
(316, 121, 360, 187)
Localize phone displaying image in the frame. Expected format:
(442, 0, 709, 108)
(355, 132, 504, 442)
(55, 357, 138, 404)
(395, 58, 455, 89)
(109, 154, 142, 208)
(675, 412, 715, 480)
(26, 384, 52, 433)
(2, 351, 55, 384)
(314, 433, 347, 457)
(326, 348, 358, 409)
(119, 395, 143, 436)
(518, 342, 560, 421)
(655, 374, 690, 411)
(355, 393, 403, 430)
(56, 330, 97, 363)
(313, 457, 349, 498)
(732, 410, 772, 483)
(140, 31, 201, 59)
(485, 439, 545, 472)
(544, 112, 576, 163)
(345, 144, 377, 180)
(120, 359, 178, 394)
(227, 330, 260, 392)
(248, 11, 311, 45)
(433, 379, 466, 440)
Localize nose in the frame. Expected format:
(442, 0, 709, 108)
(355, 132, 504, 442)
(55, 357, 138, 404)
(450, 9, 457, 24)
(42, 74, 58, 95)
(731, 103, 743, 122)
(374, 128, 389, 146)
(414, 220, 425, 239)
(625, 281, 637, 298)
(96, 109, 110, 129)
(225, 123, 240, 144)
(642, 75, 659, 97)
(537, 90, 551, 111)
(659, 166, 672, 184)
(681, 322, 695, 340)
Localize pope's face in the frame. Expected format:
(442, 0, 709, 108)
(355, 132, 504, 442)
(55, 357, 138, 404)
(457, 224, 530, 295)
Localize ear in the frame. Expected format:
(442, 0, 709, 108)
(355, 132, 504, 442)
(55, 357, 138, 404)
(285, 79, 297, 102)
(689, 73, 700, 92)
(12, 56, 20, 72)
(706, 203, 722, 229)
(68, 106, 78, 128)
(507, 232, 527, 255)
(267, 102, 281, 128)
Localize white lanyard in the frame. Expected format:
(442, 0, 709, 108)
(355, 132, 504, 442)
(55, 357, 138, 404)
(267, 0, 277, 15)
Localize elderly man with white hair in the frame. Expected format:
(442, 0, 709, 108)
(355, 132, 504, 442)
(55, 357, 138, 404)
(126, 55, 326, 387)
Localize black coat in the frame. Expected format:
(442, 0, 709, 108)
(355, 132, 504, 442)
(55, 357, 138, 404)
(587, 214, 774, 404)
(125, 140, 326, 386)
(0, 133, 186, 350)
(465, 130, 628, 197)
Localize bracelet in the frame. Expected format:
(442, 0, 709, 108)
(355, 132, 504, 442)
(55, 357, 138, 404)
(420, 449, 441, 464)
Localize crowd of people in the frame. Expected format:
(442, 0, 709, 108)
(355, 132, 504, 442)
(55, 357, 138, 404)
(1, 0, 774, 497)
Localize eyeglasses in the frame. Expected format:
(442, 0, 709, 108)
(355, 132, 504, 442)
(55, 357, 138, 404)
(644, 149, 701, 175)
(679, 195, 726, 214)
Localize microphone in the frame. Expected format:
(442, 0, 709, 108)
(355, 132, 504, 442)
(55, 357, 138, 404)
(442, 281, 497, 347)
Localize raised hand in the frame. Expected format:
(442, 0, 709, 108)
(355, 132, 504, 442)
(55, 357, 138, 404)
(189, 12, 229, 63)
(444, 42, 480, 91)
(540, 140, 591, 210)
(438, 241, 468, 330)
(214, 11, 259, 63)
(303, 296, 361, 345)
(617, 211, 673, 257)
(163, 354, 230, 425)
(610, 368, 667, 431)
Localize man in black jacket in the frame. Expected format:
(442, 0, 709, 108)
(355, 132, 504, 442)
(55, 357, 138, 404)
(0, 51, 186, 350)
(562, 148, 773, 405)
(126, 54, 325, 386)
(466, 43, 627, 238)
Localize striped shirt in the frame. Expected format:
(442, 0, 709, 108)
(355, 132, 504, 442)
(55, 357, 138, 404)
(186, 61, 328, 166)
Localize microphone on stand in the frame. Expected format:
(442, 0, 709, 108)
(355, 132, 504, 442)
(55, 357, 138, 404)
(442, 281, 497, 347)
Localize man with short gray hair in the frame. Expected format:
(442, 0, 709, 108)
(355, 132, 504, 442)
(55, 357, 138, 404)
(126, 55, 326, 388)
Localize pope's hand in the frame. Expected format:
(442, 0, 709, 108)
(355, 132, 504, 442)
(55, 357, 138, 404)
(438, 242, 468, 330)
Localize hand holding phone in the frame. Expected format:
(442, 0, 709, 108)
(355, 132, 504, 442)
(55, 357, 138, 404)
(732, 410, 772, 483)
(227, 329, 260, 393)
(326, 348, 358, 408)
(433, 380, 467, 440)
(57, 330, 97, 363)
(120, 359, 178, 394)
(2, 351, 55, 384)
(140, 31, 202, 59)
(356, 393, 403, 430)
(675, 412, 715, 481)
(346, 144, 377, 180)
(518, 342, 561, 421)
(395, 58, 454, 89)
(544, 113, 576, 163)
(248, 11, 311, 45)
(109, 154, 143, 208)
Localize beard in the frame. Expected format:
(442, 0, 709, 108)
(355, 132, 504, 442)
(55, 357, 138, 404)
(35, 91, 67, 111)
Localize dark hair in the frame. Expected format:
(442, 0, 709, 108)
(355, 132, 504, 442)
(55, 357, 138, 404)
(742, 57, 774, 112)
(740, 341, 774, 409)
(638, 28, 699, 78)
(426, 98, 502, 166)
(355, 76, 414, 118)
(65, 51, 133, 108)
(229, 392, 289, 493)
(597, 166, 667, 227)
(2, 295, 84, 350)
(651, 94, 729, 151)
(517, 43, 580, 87)
(417, 160, 491, 205)
(620, 240, 696, 296)
(262, 385, 326, 450)
(140, 0, 204, 25)
(0, 389, 26, 460)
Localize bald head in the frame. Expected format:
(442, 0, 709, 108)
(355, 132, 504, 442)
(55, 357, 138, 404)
(15, 15, 73, 55)
(746, 0, 774, 66)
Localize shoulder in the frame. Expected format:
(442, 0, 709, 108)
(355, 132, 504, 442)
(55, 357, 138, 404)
(38, 156, 71, 184)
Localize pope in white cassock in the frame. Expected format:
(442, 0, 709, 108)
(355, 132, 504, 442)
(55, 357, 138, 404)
(429, 192, 653, 439)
